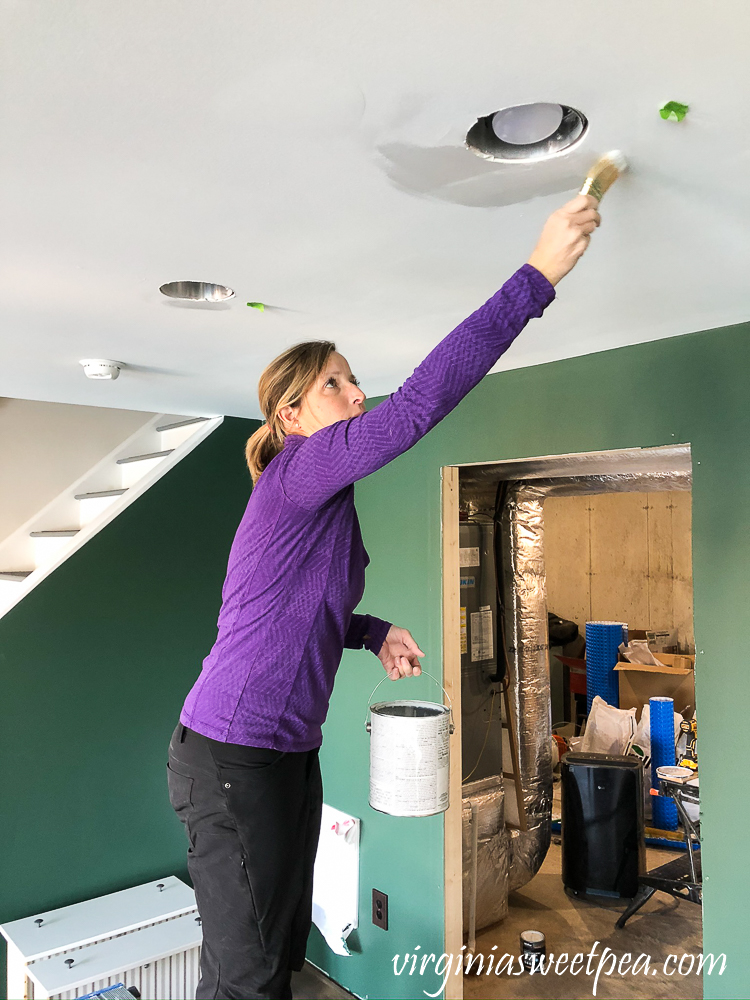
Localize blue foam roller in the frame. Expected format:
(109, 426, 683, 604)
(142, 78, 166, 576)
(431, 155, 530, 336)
(585, 621, 628, 713)
(650, 696, 678, 830)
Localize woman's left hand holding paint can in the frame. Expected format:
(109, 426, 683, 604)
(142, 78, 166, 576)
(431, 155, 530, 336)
(377, 625, 425, 680)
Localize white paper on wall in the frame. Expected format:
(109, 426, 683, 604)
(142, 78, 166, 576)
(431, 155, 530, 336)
(470, 606, 493, 661)
(459, 547, 480, 567)
(312, 804, 360, 956)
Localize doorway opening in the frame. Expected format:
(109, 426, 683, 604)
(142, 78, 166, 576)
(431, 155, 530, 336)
(441, 445, 701, 1000)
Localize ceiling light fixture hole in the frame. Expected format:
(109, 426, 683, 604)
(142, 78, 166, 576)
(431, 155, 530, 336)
(466, 103, 588, 162)
(159, 281, 235, 303)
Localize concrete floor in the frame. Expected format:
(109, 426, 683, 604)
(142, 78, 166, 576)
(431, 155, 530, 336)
(292, 962, 356, 999)
(464, 842, 703, 1000)
(291, 842, 702, 1000)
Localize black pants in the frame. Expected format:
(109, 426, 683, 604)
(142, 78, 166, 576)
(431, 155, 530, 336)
(167, 724, 323, 1000)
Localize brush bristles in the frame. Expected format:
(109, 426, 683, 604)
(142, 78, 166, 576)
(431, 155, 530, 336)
(580, 150, 628, 201)
(606, 149, 628, 173)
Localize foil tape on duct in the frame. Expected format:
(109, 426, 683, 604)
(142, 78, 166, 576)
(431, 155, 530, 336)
(462, 776, 510, 930)
(498, 472, 691, 893)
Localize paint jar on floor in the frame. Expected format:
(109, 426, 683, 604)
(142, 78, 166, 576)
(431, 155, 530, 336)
(520, 930, 546, 972)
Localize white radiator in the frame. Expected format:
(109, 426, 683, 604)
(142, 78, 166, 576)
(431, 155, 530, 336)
(1, 877, 201, 1000)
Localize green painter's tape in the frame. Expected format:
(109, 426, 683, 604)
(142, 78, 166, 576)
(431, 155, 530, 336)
(246, 302, 265, 311)
(659, 101, 689, 122)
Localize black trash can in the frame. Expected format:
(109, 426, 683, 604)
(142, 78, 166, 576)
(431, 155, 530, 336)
(561, 752, 645, 901)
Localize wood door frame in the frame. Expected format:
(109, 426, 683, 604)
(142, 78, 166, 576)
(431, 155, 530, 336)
(441, 465, 463, 1000)
(439, 448, 694, 999)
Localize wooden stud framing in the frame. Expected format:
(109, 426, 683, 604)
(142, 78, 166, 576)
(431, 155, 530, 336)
(441, 465, 463, 1000)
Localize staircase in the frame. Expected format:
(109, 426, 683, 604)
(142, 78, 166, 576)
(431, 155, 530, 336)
(0, 414, 223, 619)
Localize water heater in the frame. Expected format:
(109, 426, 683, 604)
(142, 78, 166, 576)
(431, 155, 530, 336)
(459, 521, 498, 680)
(459, 521, 502, 783)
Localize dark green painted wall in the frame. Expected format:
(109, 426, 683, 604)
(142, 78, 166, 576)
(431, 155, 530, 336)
(0, 416, 260, 999)
(312, 320, 750, 1000)
(2, 319, 748, 999)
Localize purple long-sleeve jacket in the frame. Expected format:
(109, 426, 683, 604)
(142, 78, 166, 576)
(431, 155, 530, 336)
(180, 264, 555, 750)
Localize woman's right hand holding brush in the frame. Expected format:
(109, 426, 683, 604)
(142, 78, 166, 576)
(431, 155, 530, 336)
(526, 193, 601, 287)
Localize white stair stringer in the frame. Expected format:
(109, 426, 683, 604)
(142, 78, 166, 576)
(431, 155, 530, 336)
(0, 415, 223, 621)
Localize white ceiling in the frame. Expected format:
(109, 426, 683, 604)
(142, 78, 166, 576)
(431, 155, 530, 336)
(2, 0, 749, 420)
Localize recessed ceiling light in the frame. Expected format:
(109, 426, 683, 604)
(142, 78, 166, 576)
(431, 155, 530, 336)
(159, 281, 235, 302)
(466, 103, 588, 162)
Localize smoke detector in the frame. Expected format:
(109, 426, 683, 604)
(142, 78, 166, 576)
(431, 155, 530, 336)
(466, 103, 588, 162)
(80, 359, 122, 380)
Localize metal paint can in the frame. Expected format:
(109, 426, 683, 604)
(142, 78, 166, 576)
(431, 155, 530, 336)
(520, 929, 546, 972)
(365, 673, 454, 817)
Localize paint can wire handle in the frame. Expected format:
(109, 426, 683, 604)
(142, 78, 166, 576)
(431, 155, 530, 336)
(364, 671, 455, 734)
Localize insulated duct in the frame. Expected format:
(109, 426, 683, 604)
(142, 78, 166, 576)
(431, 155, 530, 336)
(501, 482, 552, 891)
(493, 469, 691, 892)
(462, 776, 509, 936)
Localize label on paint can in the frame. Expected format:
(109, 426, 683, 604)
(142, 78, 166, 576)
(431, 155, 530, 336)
(520, 929, 546, 972)
(369, 703, 451, 817)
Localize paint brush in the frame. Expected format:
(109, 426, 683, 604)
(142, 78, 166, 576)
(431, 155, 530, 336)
(579, 150, 628, 201)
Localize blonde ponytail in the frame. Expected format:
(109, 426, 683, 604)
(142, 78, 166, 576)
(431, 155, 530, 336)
(245, 423, 281, 484)
(245, 340, 336, 484)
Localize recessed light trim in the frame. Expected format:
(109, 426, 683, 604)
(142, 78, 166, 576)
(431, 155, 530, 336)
(159, 281, 235, 302)
(466, 103, 588, 162)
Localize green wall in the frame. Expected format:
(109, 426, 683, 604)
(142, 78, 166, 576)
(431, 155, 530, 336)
(312, 319, 750, 1000)
(2, 319, 748, 1000)
(0, 416, 261, 999)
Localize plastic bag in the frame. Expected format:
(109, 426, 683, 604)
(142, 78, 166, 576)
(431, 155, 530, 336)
(618, 640, 665, 667)
(581, 696, 637, 755)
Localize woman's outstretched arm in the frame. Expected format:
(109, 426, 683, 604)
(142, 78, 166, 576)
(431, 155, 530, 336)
(281, 196, 599, 511)
(279, 263, 550, 509)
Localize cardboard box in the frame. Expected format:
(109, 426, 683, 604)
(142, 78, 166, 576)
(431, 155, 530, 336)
(618, 652, 694, 671)
(648, 652, 695, 671)
(615, 655, 695, 718)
